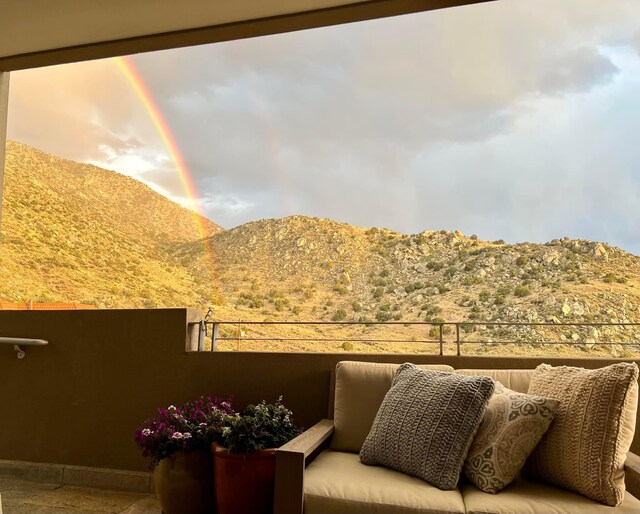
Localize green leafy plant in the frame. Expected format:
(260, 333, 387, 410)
(220, 398, 300, 453)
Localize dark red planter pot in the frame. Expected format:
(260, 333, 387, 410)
(212, 443, 277, 514)
(153, 450, 215, 514)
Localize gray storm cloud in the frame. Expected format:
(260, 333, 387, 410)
(6, 0, 640, 254)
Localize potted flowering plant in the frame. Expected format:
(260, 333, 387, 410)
(212, 397, 300, 514)
(135, 396, 234, 514)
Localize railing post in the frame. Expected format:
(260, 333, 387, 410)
(211, 322, 219, 352)
(439, 323, 444, 356)
(197, 320, 206, 352)
(456, 323, 461, 356)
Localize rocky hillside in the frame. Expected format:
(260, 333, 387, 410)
(2, 142, 639, 357)
(198, 216, 640, 356)
(0, 141, 222, 307)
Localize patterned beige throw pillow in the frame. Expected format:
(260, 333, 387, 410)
(360, 363, 494, 490)
(463, 382, 559, 494)
(525, 362, 639, 506)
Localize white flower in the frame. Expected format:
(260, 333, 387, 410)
(168, 405, 177, 411)
(141, 429, 151, 436)
(171, 432, 184, 439)
(199, 423, 207, 428)
(183, 433, 192, 439)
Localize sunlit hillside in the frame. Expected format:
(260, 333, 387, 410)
(0, 141, 222, 308)
(2, 142, 639, 357)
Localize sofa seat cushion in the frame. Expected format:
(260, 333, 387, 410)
(304, 450, 466, 514)
(332, 361, 455, 452)
(455, 370, 534, 394)
(461, 476, 640, 514)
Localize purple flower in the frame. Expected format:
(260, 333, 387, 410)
(134, 395, 235, 468)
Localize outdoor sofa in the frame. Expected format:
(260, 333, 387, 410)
(274, 361, 640, 514)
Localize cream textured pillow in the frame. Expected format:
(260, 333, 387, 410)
(463, 382, 559, 493)
(360, 363, 494, 490)
(525, 362, 639, 506)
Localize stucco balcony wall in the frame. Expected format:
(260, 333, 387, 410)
(0, 308, 638, 472)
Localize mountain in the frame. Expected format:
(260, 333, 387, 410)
(0, 141, 222, 308)
(2, 142, 639, 357)
(200, 216, 640, 356)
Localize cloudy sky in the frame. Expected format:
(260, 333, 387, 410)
(7, 0, 640, 254)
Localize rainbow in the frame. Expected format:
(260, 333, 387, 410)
(114, 56, 218, 302)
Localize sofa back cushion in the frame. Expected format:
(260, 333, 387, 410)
(331, 361, 454, 452)
(455, 369, 534, 393)
(525, 362, 639, 506)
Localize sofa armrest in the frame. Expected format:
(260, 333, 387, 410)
(274, 419, 334, 514)
(626, 451, 640, 500)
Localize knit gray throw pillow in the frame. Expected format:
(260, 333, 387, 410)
(360, 363, 494, 490)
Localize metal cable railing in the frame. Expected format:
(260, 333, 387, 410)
(187, 318, 640, 356)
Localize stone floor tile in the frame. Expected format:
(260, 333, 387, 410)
(119, 495, 161, 514)
(0, 479, 60, 502)
(2, 500, 91, 514)
(22, 486, 146, 514)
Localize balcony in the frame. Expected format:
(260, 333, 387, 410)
(0, 308, 638, 513)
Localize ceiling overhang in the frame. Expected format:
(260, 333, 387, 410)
(0, 0, 493, 72)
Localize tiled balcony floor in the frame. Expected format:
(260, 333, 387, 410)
(0, 478, 161, 514)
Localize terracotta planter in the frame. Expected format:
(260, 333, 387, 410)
(212, 443, 277, 514)
(153, 450, 215, 514)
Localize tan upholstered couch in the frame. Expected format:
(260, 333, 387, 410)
(274, 361, 640, 514)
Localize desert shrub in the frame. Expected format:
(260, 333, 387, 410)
(496, 285, 511, 296)
(426, 260, 444, 271)
(435, 283, 451, 294)
(351, 301, 362, 312)
(478, 290, 491, 302)
(516, 255, 529, 266)
(375, 311, 393, 322)
(274, 298, 289, 311)
(462, 276, 483, 286)
(421, 303, 442, 317)
(372, 287, 384, 299)
(428, 318, 451, 337)
(404, 282, 424, 294)
(332, 309, 347, 321)
(342, 341, 355, 351)
(334, 284, 348, 295)
(603, 273, 627, 284)
(457, 295, 471, 307)
(514, 286, 531, 297)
